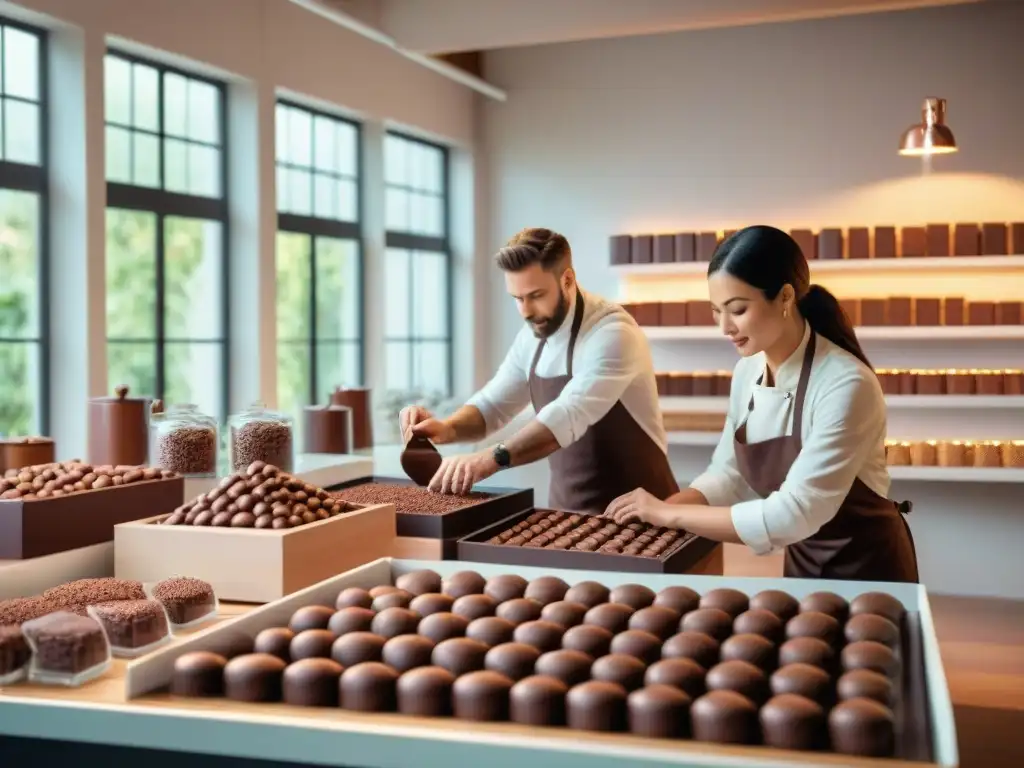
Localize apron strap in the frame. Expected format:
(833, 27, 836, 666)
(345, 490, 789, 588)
(529, 288, 587, 380)
(897, 500, 913, 515)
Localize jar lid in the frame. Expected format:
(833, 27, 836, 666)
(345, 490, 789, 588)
(90, 385, 152, 405)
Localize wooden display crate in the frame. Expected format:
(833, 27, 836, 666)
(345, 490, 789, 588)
(113, 503, 396, 603)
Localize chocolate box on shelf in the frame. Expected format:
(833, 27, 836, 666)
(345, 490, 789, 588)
(839, 298, 861, 326)
(847, 227, 870, 259)
(630, 235, 653, 265)
(996, 301, 1022, 325)
(652, 235, 675, 264)
(900, 226, 927, 258)
(790, 229, 817, 261)
(659, 302, 687, 327)
(817, 228, 843, 260)
(874, 226, 897, 259)
(916, 298, 942, 326)
(944, 298, 965, 326)
(926, 224, 950, 257)
(953, 224, 981, 256)
(630, 303, 661, 327)
(668, 372, 693, 397)
(981, 223, 1008, 255)
(967, 302, 996, 326)
(888, 297, 913, 326)
(673, 232, 696, 262)
(1011, 222, 1024, 255)
(695, 232, 718, 262)
(860, 298, 888, 326)
(686, 300, 715, 326)
(609, 235, 631, 266)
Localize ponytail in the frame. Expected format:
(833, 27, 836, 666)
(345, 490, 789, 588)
(798, 284, 872, 369)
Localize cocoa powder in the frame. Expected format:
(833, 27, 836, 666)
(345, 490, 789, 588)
(329, 482, 492, 515)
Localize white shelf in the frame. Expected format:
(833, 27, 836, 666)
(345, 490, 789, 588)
(888, 465, 1024, 483)
(660, 395, 1024, 413)
(615, 255, 1024, 277)
(645, 325, 1024, 341)
(666, 430, 721, 447)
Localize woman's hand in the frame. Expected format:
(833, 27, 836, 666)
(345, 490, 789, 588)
(604, 487, 676, 527)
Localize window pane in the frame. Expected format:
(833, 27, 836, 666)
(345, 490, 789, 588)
(107, 341, 158, 401)
(410, 192, 442, 236)
(410, 143, 440, 192)
(187, 79, 219, 144)
(105, 125, 131, 182)
(385, 187, 409, 231)
(313, 174, 334, 219)
(132, 132, 160, 187)
(4, 27, 39, 101)
(4, 100, 39, 165)
(277, 341, 311, 417)
(0, 190, 40, 339)
(132, 63, 159, 131)
(336, 179, 357, 223)
(164, 341, 224, 421)
(0, 341, 42, 436)
(384, 249, 410, 337)
(315, 238, 359, 340)
(104, 55, 131, 124)
(105, 209, 157, 338)
(187, 144, 220, 197)
(337, 122, 358, 177)
(275, 103, 290, 162)
(316, 340, 360, 394)
(413, 341, 450, 396)
(163, 72, 188, 137)
(386, 341, 411, 392)
(164, 217, 224, 340)
(288, 168, 312, 216)
(276, 231, 312, 341)
(163, 138, 188, 193)
(287, 106, 312, 166)
(413, 251, 448, 338)
(384, 134, 407, 185)
(313, 115, 337, 172)
(275, 165, 289, 212)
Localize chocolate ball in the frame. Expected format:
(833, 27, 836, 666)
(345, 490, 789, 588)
(700, 588, 749, 618)
(662, 631, 719, 669)
(328, 607, 375, 636)
(610, 629, 662, 665)
(561, 624, 613, 658)
(451, 594, 497, 621)
(395, 569, 442, 596)
(371, 607, 420, 639)
(720, 633, 776, 672)
(680, 608, 733, 642)
(484, 574, 528, 603)
(653, 585, 700, 615)
(253, 627, 294, 662)
(644, 657, 705, 698)
(850, 592, 905, 626)
(733, 609, 785, 644)
(382, 634, 436, 673)
(524, 576, 570, 606)
(224, 653, 286, 702)
(749, 589, 799, 622)
(842, 640, 900, 678)
(845, 613, 900, 649)
(397, 665, 455, 716)
(335, 587, 373, 610)
(453, 670, 514, 721)
(628, 606, 680, 640)
(283, 658, 342, 707)
(837, 669, 895, 707)
(368, 585, 399, 599)
(535, 649, 592, 687)
(288, 605, 335, 633)
(567, 680, 628, 732)
(609, 583, 656, 611)
(541, 600, 588, 629)
(432, 637, 489, 676)
(800, 590, 849, 622)
(706, 660, 768, 704)
(513, 620, 565, 653)
(418, 612, 469, 644)
(442, 570, 487, 599)
(786, 611, 841, 647)
(171, 651, 227, 697)
(583, 602, 634, 635)
(465, 616, 516, 648)
(290, 629, 335, 660)
(691, 690, 758, 744)
(591, 653, 647, 691)
(628, 684, 691, 739)
(760, 693, 826, 751)
(829, 697, 896, 756)
(485, 642, 541, 681)
(510, 674, 568, 726)
(372, 590, 414, 612)
(409, 593, 455, 618)
(495, 598, 542, 626)
(564, 580, 610, 608)
(339, 661, 399, 712)
(330, 631, 386, 667)
(770, 663, 832, 706)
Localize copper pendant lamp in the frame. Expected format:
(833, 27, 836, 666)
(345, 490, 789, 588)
(899, 97, 958, 156)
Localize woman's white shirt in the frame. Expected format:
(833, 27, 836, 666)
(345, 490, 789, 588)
(688, 325, 890, 556)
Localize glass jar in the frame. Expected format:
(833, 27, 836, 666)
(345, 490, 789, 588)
(228, 403, 294, 473)
(150, 404, 219, 477)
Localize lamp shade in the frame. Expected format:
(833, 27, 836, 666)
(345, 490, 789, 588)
(899, 97, 958, 156)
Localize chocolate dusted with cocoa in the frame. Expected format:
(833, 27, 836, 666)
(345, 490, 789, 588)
(149, 577, 216, 626)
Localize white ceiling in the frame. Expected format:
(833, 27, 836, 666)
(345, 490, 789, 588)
(326, 0, 986, 54)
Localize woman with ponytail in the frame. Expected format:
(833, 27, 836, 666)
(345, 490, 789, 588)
(606, 225, 918, 582)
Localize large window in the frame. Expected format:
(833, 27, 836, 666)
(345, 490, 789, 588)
(275, 101, 362, 418)
(383, 132, 450, 397)
(104, 52, 228, 421)
(0, 20, 47, 437)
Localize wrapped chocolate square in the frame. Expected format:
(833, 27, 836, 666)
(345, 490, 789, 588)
(87, 599, 171, 657)
(21, 611, 112, 686)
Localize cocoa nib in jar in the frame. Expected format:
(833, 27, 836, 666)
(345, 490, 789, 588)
(228, 404, 294, 473)
(330, 482, 493, 515)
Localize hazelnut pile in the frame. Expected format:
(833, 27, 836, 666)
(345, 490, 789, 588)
(0, 461, 175, 501)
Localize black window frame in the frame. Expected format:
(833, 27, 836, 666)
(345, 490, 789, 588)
(383, 130, 453, 396)
(103, 49, 230, 420)
(275, 98, 365, 405)
(0, 17, 49, 436)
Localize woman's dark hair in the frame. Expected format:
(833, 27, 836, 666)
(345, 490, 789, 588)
(707, 225, 872, 368)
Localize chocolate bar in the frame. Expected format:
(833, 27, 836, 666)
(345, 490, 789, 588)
(888, 297, 912, 326)
(1011, 223, 1024, 255)
(631, 235, 653, 264)
(847, 227, 870, 259)
(686, 300, 715, 326)
(839, 298, 861, 325)
(633, 303, 661, 326)
(818, 229, 843, 260)
(653, 235, 675, 263)
(695, 233, 718, 262)
(668, 373, 693, 396)
(660, 302, 688, 326)
(926, 224, 950, 257)
(610, 236, 632, 265)
(967, 302, 995, 325)
(900, 227, 926, 258)
(860, 299, 888, 326)
(674, 233, 696, 262)
(981, 223, 1008, 255)
(791, 229, 817, 261)
(915, 298, 941, 326)
(953, 224, 980, 256)
(995, 301, 1022, 325)
(944, 298, 965, 326)
(874, 227, 897, 259)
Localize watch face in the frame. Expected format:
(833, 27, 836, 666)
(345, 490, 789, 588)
(494, 445, 511, 467)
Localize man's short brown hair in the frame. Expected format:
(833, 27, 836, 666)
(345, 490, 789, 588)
(494, 228, 572, 273)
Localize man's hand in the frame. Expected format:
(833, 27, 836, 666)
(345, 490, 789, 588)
(428, 450, 499, 495)
(604, 487, 676, 527)
(399, 406, 456, 445)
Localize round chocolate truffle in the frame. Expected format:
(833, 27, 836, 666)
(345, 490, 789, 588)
(395, 569, 442, 597)
(691, 690, 758, 744)
(452, 594, 498, 621)
(662, 631, 719, 669)
(288, 605, 335, 633)
(561, 624, 613, 659)
(339, 661, 399, 712)
(510, 674, 568, 726)
(442, 570, 487, 599)
(779, 636, 835, 672)
(418, 612, 469, 644)
(368, 585, 400, 599)
(495, 597, 542, 626)
(371, 607, 421, 639)
(382, 634, 436, 673)
(564, 580, 610, 609)
(644, 657, 705, 699)
(283, 657, 343, 707)
(760, 693, 826, 751)
(610, 629, 662, 665)
(720, 633, 776, 672)
(535, 649, 593, 687)
(770, 663, 832, 706)
(485, 642, 541, 681)
(513, 620, 565, 653)
(629, 606, 680, 640)
(845, 613, 900, 649)
(829, 697, 896, 757)
(335, 587, 373, 610)
(786, 611, 841, 647)
(628, 684, 691, 739)
(524, 576, 570, 606)
(653, 585, 700, 615)
(171, 651, 227, 697)
(850, 591, 905, 626)
(409, 593, 455, 618)
(583, 602, 634, 635)
(330, 631, 386, 667)
(484, 574, 528, 603)
(609, 583, 656, 611)
(800, 590, 849, 622)
(372, 590, 414, 612)
(541, 600, 588, 629)
(837, 669, 895, 707)
(397, 665, 455, 716)
(290, 629, 335, 660)
(733, 609, 785, 644)
(465, 616, 516, 648)
(453, 670, 514, 721)
(253, 627, 294, 662)
(749, 589, 800, 622)
(706, 660, 768, 704)
(841, 640, 900, 678)
(591, 653, 647, 691)
(680, 607, 733, 642)
(328, 607, 375, 637)
(224, 653, 286, 702)
(567, 680, 628, 732)
(432, 637, 489, 676)
(700, 588, 749, 619)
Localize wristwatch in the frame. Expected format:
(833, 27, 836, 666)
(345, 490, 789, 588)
(492, 443, 511, 469)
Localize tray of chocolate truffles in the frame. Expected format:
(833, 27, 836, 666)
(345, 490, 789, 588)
(458, 509, 720, 575)
(326, 476, 534, 540)
(0, 461, 184, 559)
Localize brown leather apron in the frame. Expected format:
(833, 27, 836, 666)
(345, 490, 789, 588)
(733, 333, 919, 582)
(528, 290, 679, 513)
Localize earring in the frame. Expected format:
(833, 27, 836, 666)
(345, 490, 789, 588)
(783, 308, 789, 320)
